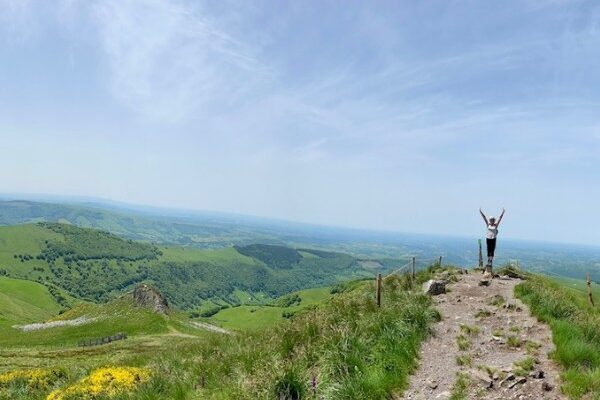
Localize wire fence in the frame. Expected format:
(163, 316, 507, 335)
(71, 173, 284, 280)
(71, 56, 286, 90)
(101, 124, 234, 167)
(384, 256, 444, 279)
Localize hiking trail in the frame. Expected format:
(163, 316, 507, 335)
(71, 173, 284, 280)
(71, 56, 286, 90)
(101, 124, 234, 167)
(402, 272, 564, 400)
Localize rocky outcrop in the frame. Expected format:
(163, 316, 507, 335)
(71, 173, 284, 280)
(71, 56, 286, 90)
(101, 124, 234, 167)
(423, 279, 446, 296)
(133, 284, 169, 314)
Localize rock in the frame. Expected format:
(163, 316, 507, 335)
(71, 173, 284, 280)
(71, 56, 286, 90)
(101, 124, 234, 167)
(530, 370, 544, 379)
(133, 283, 169, 314)
(499, 275, 511, 280)
(508, 377, 527, 389)
(471, 369, 493, 388)
(427, 379, 438, 389)
(479, 279, 491, 287)
(423, 280, 446, 296)
(435, 391, 451, 399)
(500, 373, 515, 387)
(542, 381, 554, 391)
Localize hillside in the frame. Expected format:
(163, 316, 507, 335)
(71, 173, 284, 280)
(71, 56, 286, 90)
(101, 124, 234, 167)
(2, 263, 600, 399)
(0, 223, 391, 311)
(2, 199, 600, 283)
(0, 277, 64, 327)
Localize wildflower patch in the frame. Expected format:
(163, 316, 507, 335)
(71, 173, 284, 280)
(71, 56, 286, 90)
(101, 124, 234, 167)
(0, 368, 64, 390)
(47, 366, 150, 400)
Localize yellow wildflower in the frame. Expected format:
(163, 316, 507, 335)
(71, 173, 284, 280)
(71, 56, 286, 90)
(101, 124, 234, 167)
(0, 368, 62, 390)
(47, 366, 150, 400)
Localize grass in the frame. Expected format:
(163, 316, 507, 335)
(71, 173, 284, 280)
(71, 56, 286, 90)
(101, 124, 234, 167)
(0, 272, 440, 399)
(506, 335, 521, 348)
(492, 328, 504, 337)
(456, 354, 472, 366)
(513, 356, 535, 377)
(475, 309, 492, 318)
(525, 340, 541, 355)
(207, 287, 332, 331)
(515, 275, 600, 398)
(0, 277, 63, 327)
(459, 324, 480, 336)
(488, 295, 505, 307)
(449, 372, 470, 400)
(457, 334, 470, 351)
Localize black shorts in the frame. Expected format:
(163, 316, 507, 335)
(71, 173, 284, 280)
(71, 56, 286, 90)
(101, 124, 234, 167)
(486, 238, 496, 257)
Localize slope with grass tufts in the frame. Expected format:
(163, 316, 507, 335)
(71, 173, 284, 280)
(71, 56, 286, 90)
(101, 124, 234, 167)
(516, 275, 600, 399)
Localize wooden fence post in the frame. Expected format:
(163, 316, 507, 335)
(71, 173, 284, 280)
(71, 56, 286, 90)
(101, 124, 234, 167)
(438, 256, 443, 268)
(587, 273, 594, 306)
(376, 273, 382, 307)
(478, 239, 483, 268)
(412, 256, 416, 280)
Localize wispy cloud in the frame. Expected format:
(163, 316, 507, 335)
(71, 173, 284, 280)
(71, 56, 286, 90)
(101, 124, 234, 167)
(88, 0, 268, 123)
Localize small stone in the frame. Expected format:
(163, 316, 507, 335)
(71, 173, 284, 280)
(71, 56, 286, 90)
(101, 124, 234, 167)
(542, 381, 554, 391)
(427, 379, 439, 389)
(509, 377, 527, 389)
(471, 369, 493, 388)
(479, 279, 491, 287)
(500, 373, 515, 387)
(530, 370, 544, 379)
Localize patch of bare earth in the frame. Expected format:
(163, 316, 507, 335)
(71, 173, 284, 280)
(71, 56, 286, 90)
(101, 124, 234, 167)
(401, 272, 564, 400)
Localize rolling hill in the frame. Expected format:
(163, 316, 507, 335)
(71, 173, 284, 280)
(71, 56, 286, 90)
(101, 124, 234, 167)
(2, 198, 600, 283)
(0, 222, 393, 312)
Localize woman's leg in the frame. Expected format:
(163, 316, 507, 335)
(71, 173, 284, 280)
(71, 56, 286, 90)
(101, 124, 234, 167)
(486, 238, 496, 272)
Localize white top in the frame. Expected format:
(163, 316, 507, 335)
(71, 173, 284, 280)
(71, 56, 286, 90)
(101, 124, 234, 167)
(486, 224, 498, 239)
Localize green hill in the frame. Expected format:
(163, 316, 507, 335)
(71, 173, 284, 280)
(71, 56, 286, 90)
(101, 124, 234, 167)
(0, 276, 63, 327)
(0, 223, 391, 311)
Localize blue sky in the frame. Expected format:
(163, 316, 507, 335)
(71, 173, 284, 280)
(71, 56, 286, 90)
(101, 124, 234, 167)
(1, 0, 599, 244)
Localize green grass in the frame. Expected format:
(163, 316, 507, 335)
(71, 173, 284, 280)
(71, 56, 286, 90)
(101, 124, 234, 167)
(0, 223, 384, 310)
(457, 334, 470, 351)
(515, 275, 600, 398)
(456, 354, 472, 366)
(0, 273, 439, 399)
(208, 287, 332, 331)
(0, 277, 63, 327)
(449, 372, 470, 400)
(513, 356, 535, 377)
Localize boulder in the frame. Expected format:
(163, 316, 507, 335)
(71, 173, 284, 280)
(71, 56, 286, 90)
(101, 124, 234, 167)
(133, 283, 169, 314)
(423, 280, 446, 296)
(471, 369, 493, 388)
(479, 279, 491, 287)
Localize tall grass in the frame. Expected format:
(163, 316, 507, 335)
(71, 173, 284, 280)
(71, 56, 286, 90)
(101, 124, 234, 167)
(515, 276, 600, 398)
(176, 273, 440, 399)
(1, 272, 439, 399)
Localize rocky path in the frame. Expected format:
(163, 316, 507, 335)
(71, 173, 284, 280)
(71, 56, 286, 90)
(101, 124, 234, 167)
(402, 272, 564, 400)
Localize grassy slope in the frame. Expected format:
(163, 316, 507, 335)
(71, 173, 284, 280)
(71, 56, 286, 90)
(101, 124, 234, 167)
(0, 224, 379, 310)
(516, 274, 600, 399)
(0, 276, 62, 327)
(208, 287, 331, 331)
(0, 225, 63, 276)
(0, 272, 439, 400)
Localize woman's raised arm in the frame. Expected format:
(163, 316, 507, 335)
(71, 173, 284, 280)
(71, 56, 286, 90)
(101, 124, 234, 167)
(496, 208, 506, 226)
(479, 208, 489, 225)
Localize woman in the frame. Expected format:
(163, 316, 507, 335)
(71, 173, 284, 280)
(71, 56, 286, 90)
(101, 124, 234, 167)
(479, 208, 505, 273)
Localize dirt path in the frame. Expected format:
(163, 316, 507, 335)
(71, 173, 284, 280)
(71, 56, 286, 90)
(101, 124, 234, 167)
(402, 272, 564, 400)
